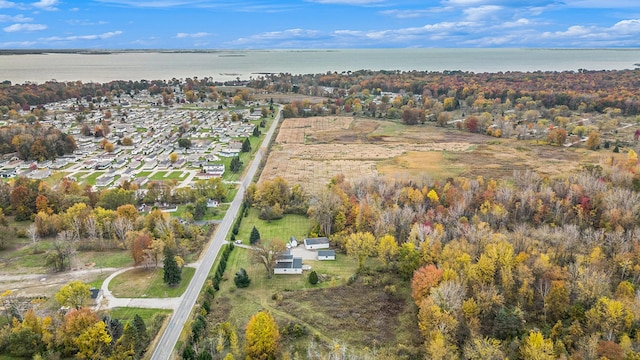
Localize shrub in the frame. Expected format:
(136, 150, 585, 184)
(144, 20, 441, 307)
(308, 270, 318, 285)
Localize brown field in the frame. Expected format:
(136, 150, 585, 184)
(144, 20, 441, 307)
(261, 116, 609, 193)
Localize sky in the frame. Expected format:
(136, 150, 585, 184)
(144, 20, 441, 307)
(0, 0, 639, 49)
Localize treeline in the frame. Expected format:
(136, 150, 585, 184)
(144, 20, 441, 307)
(304, 152, 640, 358)
(0, 176, 228, 265)
(0, 77, 251, 110)
(0, 123, 77, 160)
(250, 69, 640, 116)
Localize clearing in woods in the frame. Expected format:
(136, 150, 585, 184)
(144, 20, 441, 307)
(261, 116, 601, 193)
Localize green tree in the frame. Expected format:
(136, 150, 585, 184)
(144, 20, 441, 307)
(250, 226, 261, 245)
(230, 155, 242, 172)
(163, 247, 182, 286)
(398, 242, 421, 280)
(234, 268, 251, 288)
(178, 138, 192, 149)
(55, 280, 91, 309)
(241, 137, 251, 152)
(308, 270, 319, 285)
(245, 311, 280, 360)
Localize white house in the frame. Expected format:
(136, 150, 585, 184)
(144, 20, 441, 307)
(274, 249, 303, 275)
(318, 250, 336, 261)
(304, 237, 330, 250)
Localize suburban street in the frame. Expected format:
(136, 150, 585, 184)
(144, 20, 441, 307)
(151, 107, 281, 360)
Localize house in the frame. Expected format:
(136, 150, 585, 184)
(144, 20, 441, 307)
(0, 169, 16, 178)
(318, 250, 336, 261)
(274, 249, 303, 275)
(304, 237, 330, 250)
(27, 169, 52, 180)
(207, 199, 219, 208)
(202, 163, 225, 176)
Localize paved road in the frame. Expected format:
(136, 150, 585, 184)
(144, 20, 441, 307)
(150, 108, 281, 360)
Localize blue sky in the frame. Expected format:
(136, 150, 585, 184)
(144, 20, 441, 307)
(1, 0, 639, 49)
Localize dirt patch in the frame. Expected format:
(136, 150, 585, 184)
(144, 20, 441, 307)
(275, 282, 417, 349)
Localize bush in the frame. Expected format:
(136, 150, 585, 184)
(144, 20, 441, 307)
(308, 270, 318, 285)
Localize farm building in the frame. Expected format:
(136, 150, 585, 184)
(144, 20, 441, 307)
(274, 249, 303, 275)
(318, 250, 336, 261)
(304, 237, 330, 250)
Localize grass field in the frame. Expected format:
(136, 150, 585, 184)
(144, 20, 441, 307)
(232, 208, 311, 244)
(108, 266, 196, 298)
(105, 307, 172, 324)
(82, 171, 104, 186)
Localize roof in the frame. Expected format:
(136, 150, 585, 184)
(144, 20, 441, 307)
(274, 257, 303, 269)
(318, 250, 335, 257)
(304, 237, 329, 245)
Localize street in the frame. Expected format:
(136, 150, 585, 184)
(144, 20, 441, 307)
(150, 108, 281, 360)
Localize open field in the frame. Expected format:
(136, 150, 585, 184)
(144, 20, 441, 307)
(108, 266, 196, 298)
(261, 116, 608, 193)
(232, 208, 311, 244)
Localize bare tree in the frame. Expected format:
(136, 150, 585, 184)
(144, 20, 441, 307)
(113, 216, 133, 248)
(252, 240, 286, 279)
(27, 223, 40, 253)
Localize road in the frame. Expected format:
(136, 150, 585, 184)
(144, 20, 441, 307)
(150, 108, 281, 360)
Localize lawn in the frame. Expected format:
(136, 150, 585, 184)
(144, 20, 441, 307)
(148, 171, 187, 181)
(232, 208, 311, 244)
(82, 171, 104, 186)
(105, 307, 172, 324)
(109, 266, 196, 298)
(77, 249, 133, 268)
(150, 171, 167, 180)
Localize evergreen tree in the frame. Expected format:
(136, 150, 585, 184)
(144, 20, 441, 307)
(253, 126, 261, 137)
(241, 137, 251, 152)
(234, 268, 251, 288)
(308, 270, 318, 285)
(250, 226, 261, 245)
(230, 156, 242, 172)
(163, 247, 182, 286)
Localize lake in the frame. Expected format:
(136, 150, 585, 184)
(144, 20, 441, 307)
(1, 48, 639, 84)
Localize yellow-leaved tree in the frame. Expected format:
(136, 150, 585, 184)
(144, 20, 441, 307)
(245, 311, 280, 360)
(520, 331, 555, 360)
(55, 280, 91, 309)
(345, 232, 376, 271)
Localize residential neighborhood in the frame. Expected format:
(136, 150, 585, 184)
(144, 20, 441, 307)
(0, 87, 271, 194)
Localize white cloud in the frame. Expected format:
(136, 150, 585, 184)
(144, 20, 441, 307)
(176, 32, 212, 38)
(463, 5, 502, 21)
(3, 23, 46, 32)
(41, 30, 123, 41)
(32, 0, 59, 10)
(0, 14, 33, 22)
(67, 19, 109, 26)
(0, 0, 16, 8)
(611, 19, 640, 33)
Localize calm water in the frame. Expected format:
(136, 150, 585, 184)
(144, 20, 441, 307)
(1, 49, 639, 84)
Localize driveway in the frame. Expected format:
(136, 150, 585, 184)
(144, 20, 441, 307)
(290, 246, 318, 260)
